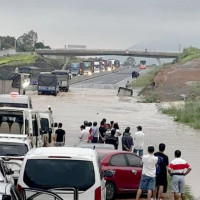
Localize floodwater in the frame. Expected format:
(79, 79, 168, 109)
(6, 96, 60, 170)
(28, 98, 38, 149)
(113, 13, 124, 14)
(29, 86, 200, 199)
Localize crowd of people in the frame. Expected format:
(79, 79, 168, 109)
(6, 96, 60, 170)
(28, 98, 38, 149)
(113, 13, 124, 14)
(53, 118, 192, 200)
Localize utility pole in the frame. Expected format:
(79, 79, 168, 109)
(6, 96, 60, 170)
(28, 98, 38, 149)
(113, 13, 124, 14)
(0, 38, 1, 50)
(14, 39, 17, 51)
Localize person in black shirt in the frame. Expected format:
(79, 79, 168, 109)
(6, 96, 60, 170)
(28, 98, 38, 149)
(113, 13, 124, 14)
(98, 121, 106, 143)
(153, 143, 169, 200)
(55, 123, 65, 147)
(105, 129, 118, 149)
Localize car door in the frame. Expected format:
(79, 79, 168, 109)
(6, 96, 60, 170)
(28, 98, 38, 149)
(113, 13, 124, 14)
(125, 154, 143, 190)
(104, 153, 130, 192)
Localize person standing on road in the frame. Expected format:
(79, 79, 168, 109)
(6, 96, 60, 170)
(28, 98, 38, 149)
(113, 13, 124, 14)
(79, 125, 89, 143)
(136, 146, 158, 200)
(168, 150, 192, 200)
(125, 81, 129, 88)
(153, 143, 169, 200)
(55, 123, 65, 147)
(112, 122, 122, 150)
(133, 126, 145, 157)
(122, 127, 133, 152)
(98, 121, 107, 143)
(91, 122, 98, 143)
(105, 129, 118, 150)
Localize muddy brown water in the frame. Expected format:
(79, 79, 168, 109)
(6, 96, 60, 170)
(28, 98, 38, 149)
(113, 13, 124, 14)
(29, 87, 200, 199)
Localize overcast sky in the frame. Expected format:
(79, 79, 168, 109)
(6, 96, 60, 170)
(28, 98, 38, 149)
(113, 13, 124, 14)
(1, 0, 200, 50)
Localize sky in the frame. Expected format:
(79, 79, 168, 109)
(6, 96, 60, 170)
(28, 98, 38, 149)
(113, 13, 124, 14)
(1, 0, 200, 51)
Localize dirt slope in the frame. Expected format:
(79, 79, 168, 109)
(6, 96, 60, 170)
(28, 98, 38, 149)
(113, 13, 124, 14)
(149, 58, 200, 101)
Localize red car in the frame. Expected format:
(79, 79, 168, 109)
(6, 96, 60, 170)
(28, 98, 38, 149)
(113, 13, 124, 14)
(97, 149, 143, 200)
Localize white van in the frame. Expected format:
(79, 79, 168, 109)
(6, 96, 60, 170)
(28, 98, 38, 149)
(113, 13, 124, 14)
(0, 93, 32, 109)
(17, 147, 106, 200)
(0, 107, 43, 148)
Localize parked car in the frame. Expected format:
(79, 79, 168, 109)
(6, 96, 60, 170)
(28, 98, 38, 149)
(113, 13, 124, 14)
(0, 183, 72, 200)
(0, 137, 32, 185)
(18, 147, 106, 200)
(97, 149, 142, 200)
(0, 158, 14, 185)
(77, 143, 115, 150)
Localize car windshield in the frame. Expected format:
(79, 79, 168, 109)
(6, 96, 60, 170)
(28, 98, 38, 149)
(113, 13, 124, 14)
(0, 143, 28, 156)
(24, 159, 95, 191)
(83, 62, 92, 68)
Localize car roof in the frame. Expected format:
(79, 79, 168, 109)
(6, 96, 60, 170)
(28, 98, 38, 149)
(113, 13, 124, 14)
(0, 137, 31, 145)
(27, 147, 96, 158)
(77, 143, 115, 150)
(96, 149, 133, 155)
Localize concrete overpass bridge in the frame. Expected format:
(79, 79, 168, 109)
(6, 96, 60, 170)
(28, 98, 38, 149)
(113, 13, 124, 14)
(36, 48, 180, 59)
(36, 48, 180, 69)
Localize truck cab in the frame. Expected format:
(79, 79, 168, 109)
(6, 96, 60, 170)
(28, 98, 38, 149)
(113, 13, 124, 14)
(51, 70, 69, 92)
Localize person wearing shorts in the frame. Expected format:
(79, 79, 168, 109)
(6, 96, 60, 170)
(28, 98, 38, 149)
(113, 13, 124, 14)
(168, 150, 192, 200)
(136, 146, 158, 200)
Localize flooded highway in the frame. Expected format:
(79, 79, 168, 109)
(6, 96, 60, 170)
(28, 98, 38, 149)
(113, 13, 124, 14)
(29, 70, 200, 199)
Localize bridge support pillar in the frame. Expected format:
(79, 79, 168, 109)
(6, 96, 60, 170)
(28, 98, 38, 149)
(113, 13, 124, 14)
(157, 58, 162, 66)
(62, 56, 71, 70)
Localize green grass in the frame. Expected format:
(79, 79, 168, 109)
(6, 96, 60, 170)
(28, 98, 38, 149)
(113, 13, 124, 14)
(130, 67, 160, 88)
(0, 54, 36, 66)
(162, 100, 200, 129)
(167, 175, 194, 200)
(181, 47, 200, 63)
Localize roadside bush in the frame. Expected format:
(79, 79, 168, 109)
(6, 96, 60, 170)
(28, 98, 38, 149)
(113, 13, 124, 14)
(181, 47, 200, 63)
(162, 100, 200, 129)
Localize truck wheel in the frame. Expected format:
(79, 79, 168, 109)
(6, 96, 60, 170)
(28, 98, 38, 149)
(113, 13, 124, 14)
(38, 92, 42, 95)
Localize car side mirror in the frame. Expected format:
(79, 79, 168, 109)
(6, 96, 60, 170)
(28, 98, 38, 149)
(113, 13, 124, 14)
(104, 170, 114, 177)
(2, 195, 11, 200)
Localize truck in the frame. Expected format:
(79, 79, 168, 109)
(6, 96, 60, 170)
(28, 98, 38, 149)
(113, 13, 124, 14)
(93, 61, 101, 73)
(0, 107, 43, 148)
(69, 63, 81, 76)
(140, 60, 146, 69)
(37, 74, 59, 96)
(82, 61, 94, 75)
(18, 66, 41, 85)
(51, 70, 69, 92)
(107, 59, 116, 71)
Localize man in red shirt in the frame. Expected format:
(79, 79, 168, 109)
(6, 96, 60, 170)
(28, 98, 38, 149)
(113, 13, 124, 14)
(168, 150, 192, 200)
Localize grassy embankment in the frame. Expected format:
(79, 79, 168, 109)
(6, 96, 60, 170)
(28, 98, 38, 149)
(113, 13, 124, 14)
(180, 47, 200, 63)
(130, 67, 160, 102)
(0, 54, 36, 66)
(162, 47, 200, 130)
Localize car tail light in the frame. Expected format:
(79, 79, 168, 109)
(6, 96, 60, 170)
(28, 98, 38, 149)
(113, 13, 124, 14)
(17, 184, 23, 194)
(95, 186, 101, 200)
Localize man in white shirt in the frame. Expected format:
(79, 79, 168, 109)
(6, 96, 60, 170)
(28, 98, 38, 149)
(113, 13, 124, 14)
(133, 126, 144, 156)
(79, 125, 89, 143)
(136, 146, 158, 200)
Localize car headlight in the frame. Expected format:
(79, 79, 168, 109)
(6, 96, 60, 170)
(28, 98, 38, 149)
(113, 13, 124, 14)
(88, 72, 92, 76)
(22, 81, 29, 88)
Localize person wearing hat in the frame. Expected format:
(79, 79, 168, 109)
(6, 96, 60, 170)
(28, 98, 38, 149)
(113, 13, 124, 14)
(132, 126, 145, 156)
(136, 146, 158, 200)
(48, 105, 53, 114)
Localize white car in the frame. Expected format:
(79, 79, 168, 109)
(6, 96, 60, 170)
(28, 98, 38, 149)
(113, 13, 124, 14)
(18, 147, 106, 200)
(0, 183, 67, 200)
(0, 137, 32, 185)
(0, 158, 14, 185)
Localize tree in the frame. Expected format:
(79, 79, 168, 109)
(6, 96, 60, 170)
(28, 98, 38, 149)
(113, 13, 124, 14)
(35, 42, 51, 49)
(0, 36, 16, 50)
(16, 30, 38, 52)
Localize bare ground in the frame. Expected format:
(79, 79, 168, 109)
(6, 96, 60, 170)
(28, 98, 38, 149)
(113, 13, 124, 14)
(143, 58, 200, 101)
